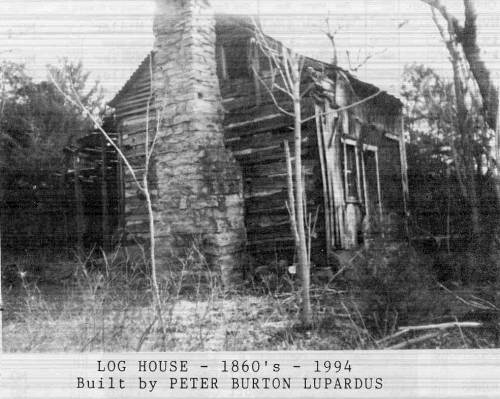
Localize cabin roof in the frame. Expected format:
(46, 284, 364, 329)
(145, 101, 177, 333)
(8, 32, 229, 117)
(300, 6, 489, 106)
(108, 14, 402, 110)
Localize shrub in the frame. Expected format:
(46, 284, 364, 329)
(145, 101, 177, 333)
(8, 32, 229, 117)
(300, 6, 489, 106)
(346, 241, 446, 338)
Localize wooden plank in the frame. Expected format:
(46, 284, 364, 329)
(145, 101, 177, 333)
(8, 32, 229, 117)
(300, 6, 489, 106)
(315, 103, 333, 253)
(324, 104, 346, 248)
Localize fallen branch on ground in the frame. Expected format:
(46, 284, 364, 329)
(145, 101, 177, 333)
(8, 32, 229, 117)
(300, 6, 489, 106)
(386, 332, 446, 349)
(378, 321, 484, 345)
(398, 321, 484, 331)
(437, 282, 494, 310)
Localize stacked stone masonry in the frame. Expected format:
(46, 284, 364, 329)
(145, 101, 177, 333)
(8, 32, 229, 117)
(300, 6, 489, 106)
(151, 0, 246, 284)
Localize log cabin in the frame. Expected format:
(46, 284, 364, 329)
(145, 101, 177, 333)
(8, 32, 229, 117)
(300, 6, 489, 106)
(108, 0, 408, 283)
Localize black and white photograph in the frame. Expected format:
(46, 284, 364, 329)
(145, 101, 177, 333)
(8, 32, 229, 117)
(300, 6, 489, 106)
(1, 0, 500, 357)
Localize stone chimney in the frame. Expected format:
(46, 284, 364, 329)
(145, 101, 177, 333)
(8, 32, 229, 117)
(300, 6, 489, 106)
(152, 0, 246, 285)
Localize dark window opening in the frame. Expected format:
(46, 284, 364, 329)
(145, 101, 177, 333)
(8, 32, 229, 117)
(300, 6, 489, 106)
(343, 142, 359, 201)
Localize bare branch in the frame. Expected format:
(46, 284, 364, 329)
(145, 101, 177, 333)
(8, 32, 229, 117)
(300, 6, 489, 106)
(300, 82, 316, 99)
(323, 15, 340, 65)
(420, 0, 463, 35)
(148, 109, 162, 164)
(431, 7, 449, 43)
(462, 0, 498, 130)
(398, 321, 484, 331)
(145, 53, 163, 171)
(252, 19, 312, 326)
(49, 71, 143, 191)
(250, 19, 292, 93)
(387, 332, 443, 349)
(50, 59, 167, 344)
(438, 282, 496, 310)
(347, 48, 387, 72)
(397, 19, 409, 29)
(298, 55, 306, 79)
(302, 89, 383, 124)
(272, 80, 294, 98)
(144, 53, 153, 175)
(281, 47, 295, 91)
(251, 64, 294, 117)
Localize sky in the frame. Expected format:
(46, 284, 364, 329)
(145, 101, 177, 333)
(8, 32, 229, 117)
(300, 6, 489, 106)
(1, 0, 500, 100)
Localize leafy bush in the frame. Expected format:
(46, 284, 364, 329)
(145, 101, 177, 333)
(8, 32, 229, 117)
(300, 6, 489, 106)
(346, 241, 447, 338)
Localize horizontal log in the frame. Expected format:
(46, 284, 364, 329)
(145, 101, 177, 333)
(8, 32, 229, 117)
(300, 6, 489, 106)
(114, 89, 153, 107)
(244, 187, 284, 199)
(227, 130, 316, 153)
(245, 194, 319, 215)
(234, 143, 318, 164)
(245, 176, 319, 196)
(121, 115, 156, 129)
(116, 105, 158, 120)
(241, 159, 316, 179)
(224, 115, 292, 139)
(222, 89, 292, 113)
(220, 79, 255, 97)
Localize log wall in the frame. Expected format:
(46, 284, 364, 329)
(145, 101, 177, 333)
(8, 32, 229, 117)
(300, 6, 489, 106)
(216, 22, 326, 268)
(110, 16, 406, 274)
(110, 55, 157, 242)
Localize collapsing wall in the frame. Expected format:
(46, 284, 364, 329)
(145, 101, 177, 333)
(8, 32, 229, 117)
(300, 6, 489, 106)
(149, 0, 246, 283)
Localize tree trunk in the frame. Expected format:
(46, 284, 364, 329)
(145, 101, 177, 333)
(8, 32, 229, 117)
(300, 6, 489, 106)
(447, 32, 482, 282)
(462, 0, 498, 131)
(101, 136, 109, 252)
(284, 140, 299, 245)
(117, 132, 126, 236)
(293, 89, 312, 327)
(143, 177, 166, 346)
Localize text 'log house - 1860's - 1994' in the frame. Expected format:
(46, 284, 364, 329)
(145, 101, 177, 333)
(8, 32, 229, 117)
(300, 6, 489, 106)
(105, 0, 408, 282)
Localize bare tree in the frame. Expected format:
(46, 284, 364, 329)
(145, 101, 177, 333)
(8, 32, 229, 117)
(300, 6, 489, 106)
(420, 0, 499, 276)
(324, 17, 387, 72)
(251, 23, 313, 326)
(251, 20, 387, 325)
(49, 54, 167, 339)
(421, 0, 498, 131)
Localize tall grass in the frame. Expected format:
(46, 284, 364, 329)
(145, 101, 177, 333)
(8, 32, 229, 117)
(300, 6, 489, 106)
(3, 241, 497, 351)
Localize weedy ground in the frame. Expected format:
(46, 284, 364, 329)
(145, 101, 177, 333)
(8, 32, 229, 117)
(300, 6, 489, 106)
(2, 244, 499, 352)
